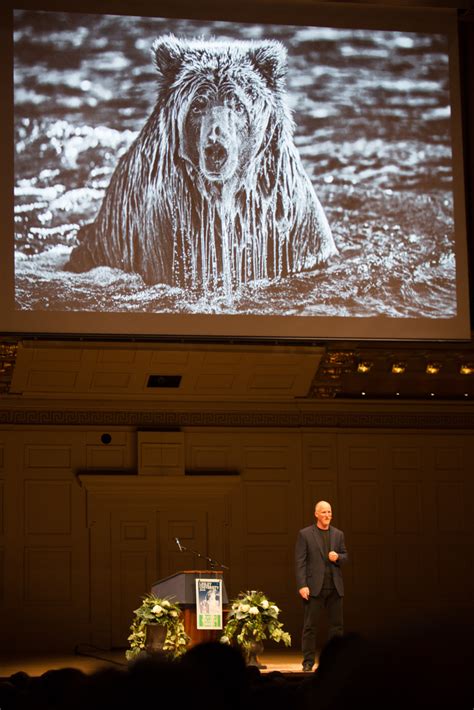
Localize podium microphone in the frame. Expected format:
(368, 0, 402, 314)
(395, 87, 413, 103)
(175, 537, 183, 552)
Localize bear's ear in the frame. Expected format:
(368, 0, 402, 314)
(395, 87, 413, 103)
(248, 41, 287, 90)
(152, 34, 186, 84)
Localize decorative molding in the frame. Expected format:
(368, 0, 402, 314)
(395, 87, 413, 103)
(78, 473, 241, 498)
(0, 342, 18, 394)
(1, 407, 474, 429)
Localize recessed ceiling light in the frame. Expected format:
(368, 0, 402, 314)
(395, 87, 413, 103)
(426, 362, 441, 375)
(391, 363, 406, 374)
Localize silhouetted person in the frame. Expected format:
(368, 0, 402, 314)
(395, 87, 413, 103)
(180, 641, 249, 710)
(302, 612, 473, 709)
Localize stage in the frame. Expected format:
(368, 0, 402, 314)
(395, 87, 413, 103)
(0, 647, 312, 680)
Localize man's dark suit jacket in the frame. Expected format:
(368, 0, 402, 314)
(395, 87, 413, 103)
(295, 524, 348, 597)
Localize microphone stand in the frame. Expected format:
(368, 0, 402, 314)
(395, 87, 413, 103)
(176, 539, 229, 570)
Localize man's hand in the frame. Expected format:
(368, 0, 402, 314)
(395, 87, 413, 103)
(299, 586, 310, 600)
(328, 551, 339, 562)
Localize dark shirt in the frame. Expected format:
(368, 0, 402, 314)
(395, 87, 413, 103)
(316, 526, 335, 589)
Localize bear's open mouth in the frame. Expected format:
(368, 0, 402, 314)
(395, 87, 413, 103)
(204, 142, 228, 174)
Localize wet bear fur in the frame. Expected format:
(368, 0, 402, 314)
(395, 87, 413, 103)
(66, 34, 337, 290)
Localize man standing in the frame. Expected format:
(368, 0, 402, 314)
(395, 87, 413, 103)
(295, 500, 348, 672)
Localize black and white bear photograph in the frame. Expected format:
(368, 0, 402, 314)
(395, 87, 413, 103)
(66, 34, 337, 291)
(13, 11, 458, 319)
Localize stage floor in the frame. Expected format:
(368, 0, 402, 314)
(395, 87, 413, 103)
(0, 647, 313, 679)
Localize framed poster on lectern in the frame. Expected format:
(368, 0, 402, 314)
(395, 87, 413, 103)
(196, 578, 223, 630)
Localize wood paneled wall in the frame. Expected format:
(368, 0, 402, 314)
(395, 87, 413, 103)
(0, 426, 473, 652)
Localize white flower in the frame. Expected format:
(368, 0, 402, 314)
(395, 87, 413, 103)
(270, 605, 279, 613)
(169, 610, 178, 617)
(162, 600, 171, 607)
(249, 606, 259, 615)
(152, 604, 163, 615)
(240, 604, 250, 613)
(261, 600, 269, 609)
(220, 635, 230, 644)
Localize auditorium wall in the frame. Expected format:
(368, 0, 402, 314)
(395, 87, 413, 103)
(0, 421, 473, 652)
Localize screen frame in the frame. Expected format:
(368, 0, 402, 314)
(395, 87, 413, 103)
(1, 0, 471, 342)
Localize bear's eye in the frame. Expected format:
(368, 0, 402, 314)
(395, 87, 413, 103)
(191, 97, 207, 114)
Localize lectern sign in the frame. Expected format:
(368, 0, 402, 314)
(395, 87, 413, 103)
(196, 578, 223, 630)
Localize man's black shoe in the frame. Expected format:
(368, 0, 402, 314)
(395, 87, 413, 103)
(302, 662, 313, 672)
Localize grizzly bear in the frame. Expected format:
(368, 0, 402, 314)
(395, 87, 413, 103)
(65, 34, 337, 292)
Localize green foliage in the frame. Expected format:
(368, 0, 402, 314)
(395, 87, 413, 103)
(125, 594, 189, 661)
(220, 590, 291, 650)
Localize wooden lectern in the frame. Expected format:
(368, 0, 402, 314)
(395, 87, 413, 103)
(151, 570, 228, 646)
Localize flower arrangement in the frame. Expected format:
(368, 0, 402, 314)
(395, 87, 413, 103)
(220, 590, 291, 651)
(125, 594, 189, 661)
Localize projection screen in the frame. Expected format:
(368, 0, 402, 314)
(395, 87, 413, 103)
(0, 4, 470, 340)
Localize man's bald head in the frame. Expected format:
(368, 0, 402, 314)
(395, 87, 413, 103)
(315, 500, 331, 513)
(314, 501, 332, 529)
